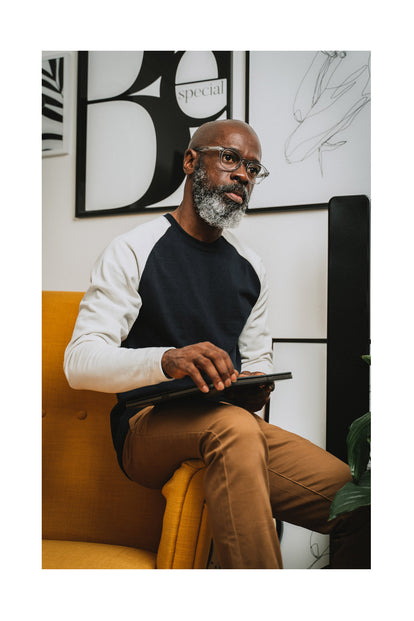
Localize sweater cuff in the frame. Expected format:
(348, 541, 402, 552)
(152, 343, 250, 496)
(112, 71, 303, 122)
(240, 361, 274, 375)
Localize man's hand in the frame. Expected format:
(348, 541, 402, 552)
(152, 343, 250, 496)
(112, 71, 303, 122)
(225, 371, 275, 413)
(161, 342, 238, 393)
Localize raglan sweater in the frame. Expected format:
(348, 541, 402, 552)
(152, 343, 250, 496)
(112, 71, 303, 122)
(64, 213, 273, 468)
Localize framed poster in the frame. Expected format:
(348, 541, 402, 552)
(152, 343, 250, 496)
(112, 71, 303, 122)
(246, 51, 371, 210)
(42, 52, 71, 157)
(76, 51, 233, 217)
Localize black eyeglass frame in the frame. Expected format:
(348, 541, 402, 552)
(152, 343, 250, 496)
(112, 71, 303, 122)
(193, 146, 270, 184)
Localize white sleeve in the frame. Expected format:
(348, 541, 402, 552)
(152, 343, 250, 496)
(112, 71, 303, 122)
(238, 260, 273, 374)
(64, 233, 172, 393)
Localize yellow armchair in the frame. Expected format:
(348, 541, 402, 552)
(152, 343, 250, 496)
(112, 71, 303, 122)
(42, 291, 211, 569)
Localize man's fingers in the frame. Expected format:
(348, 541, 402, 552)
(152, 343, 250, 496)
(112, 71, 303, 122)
(185, 364, 210, 393)
(196, 345, 237, 389)
(191, 353, 232, 392)
(161, 342, 238, 392)
(258, 382, 275, 392)
(196, 357, 228, 391)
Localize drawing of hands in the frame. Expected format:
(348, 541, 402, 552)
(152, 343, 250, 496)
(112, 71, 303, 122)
(284, 51, 371, 174)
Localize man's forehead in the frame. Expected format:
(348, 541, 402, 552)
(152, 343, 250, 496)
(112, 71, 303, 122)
(216, 126, 261, 156)
(193, 120, 262, 160)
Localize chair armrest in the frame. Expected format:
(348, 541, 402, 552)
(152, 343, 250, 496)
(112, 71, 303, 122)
(156, 459, 211, 569)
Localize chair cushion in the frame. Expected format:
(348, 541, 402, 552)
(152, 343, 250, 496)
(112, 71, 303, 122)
(157, 460, 211, 568)
(42, 539, 156, 569)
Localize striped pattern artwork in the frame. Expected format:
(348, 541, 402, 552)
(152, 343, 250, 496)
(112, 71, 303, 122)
(42, 55, 65, 154)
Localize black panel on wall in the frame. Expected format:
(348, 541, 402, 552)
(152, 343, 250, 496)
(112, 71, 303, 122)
(326, 195, 370, 462)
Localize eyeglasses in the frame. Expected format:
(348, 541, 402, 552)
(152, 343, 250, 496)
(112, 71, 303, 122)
(194, 146, 270, 184)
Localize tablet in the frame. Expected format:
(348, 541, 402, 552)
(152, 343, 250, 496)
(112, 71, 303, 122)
(125, 372, 292, 409)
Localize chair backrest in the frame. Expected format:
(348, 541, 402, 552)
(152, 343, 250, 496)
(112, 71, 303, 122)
(42, 291, 165, 551)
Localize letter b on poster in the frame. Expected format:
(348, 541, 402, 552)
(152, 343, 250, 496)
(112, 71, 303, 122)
(76, 51, 232, 217)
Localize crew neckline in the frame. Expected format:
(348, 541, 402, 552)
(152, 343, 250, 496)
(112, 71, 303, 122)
(164, 213, 224, 250)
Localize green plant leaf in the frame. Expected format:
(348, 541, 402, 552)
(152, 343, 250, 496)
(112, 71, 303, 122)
(347, 412, 371, 481)
(328, 470, 371, 520)
(361, 355, 371, 365)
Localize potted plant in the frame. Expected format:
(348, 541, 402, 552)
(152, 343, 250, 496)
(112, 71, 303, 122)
(329, 355, 371, 520)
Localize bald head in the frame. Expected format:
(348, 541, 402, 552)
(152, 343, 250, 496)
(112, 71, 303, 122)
(178, 119, 263, 235)
(188, 119, 261, 155)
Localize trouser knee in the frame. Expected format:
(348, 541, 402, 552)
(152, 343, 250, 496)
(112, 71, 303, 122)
(199, 404, 267, 465)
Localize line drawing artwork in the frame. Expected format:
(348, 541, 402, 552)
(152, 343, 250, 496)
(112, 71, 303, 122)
(284, 51, 371, 175)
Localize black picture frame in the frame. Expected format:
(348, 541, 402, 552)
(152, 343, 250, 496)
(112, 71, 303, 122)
(75, 51, 233, 217)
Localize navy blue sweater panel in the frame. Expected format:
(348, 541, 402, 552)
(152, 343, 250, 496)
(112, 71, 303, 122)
(111, 214, 261, 469)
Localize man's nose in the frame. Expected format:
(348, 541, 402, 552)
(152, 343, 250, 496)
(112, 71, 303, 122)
(230, 164, 249, 185)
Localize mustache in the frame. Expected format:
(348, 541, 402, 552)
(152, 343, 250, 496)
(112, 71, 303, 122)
(217, 183, 249, 202)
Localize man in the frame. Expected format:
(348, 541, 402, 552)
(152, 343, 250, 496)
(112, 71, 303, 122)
(64, 119, 370, 569)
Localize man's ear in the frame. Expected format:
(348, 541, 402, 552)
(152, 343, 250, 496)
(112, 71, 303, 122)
(183, 148, 198, 175)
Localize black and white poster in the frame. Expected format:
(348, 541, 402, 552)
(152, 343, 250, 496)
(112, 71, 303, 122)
(76, 51, 233, 217)
(42, 53, 70, 157)
(246, 51, 371, 209)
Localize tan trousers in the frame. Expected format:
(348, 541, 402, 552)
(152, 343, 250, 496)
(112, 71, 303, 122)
(122, 399, 370, 569)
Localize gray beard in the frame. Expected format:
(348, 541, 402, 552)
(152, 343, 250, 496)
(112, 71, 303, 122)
(192, 165, 249, 229)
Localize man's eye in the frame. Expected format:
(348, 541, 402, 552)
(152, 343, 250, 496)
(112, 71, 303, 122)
(248, 165, 260, 176)
(223, 150, 238, 163)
